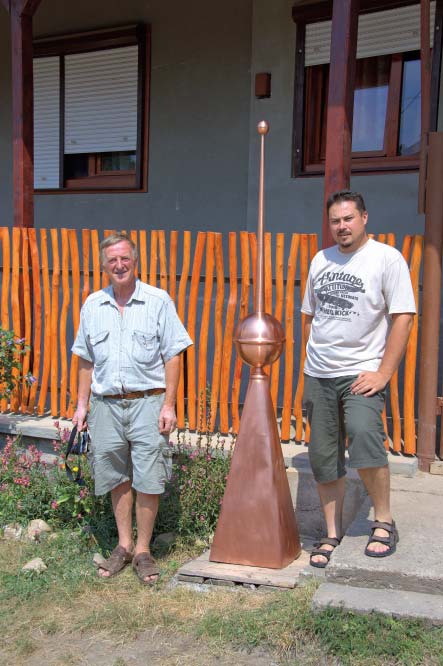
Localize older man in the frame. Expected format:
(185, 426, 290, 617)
(302, 190, 416, 568)
(72, 233, 192, 583)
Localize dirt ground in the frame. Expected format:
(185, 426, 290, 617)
(1, 628, 282, 666)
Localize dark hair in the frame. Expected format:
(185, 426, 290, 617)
(99, 233, 138, 264)
(326, 190, 367, 215)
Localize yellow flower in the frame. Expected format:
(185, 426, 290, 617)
(72, 466, 79, 472)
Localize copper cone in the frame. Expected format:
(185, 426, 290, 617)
(210, 120, 301, 569)
(210, 368, 301, 568)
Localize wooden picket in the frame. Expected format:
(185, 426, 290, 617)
(0, 227, 423, 455)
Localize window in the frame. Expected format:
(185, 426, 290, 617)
(33, 25, 150, 192)
(293, 1, 439, 176)
(304, 51, 422, 172)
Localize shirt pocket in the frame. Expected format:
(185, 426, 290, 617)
(89, 330, 109, 366)
(132, 330, 157, 364)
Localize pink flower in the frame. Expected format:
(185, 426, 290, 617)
(51, 500, 58, 509)
(181, 465, 187, 471)
(200, 515, 205, 521)
(13, 477, 30, 486)
(77, 513, 83, 520)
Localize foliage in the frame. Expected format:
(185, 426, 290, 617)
(155, 388, 234, 541)
(1, 409, 233, 549)
(156, 429, 233, 541)
(0, 327, 34, 402)
(0, 426, 112, 544)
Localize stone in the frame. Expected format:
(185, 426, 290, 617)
(313, 583, 443, 626)
(430, 461, 443, 475)
(27, 519, 52, 541)
(22, 558, 47, 573)
(3, 524, 23, 540)
(93, 552, 107, 568)
(204, 578, 236, 587)
(153, 532, 177, 549)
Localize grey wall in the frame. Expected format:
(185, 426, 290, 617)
(0, 9, 12, 227)
(0, 0, 433, 237)
(1, 0, 253, 233)
(247, 0, 426, 238)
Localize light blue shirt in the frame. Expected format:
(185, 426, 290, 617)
(72, 280, 192, 395)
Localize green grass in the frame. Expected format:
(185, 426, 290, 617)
(1, 533, 443, 666)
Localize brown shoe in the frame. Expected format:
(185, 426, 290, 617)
(97, 545, 133, 578)
(132, 552, 160, 585)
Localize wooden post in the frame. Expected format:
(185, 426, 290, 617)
(322, 0, 359, 248)
(5, 0, 43, 228)
(418, 0, 432, 213)
(417, 133, 443, 472)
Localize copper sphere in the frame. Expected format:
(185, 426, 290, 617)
(257, 121, 269, 135)
(234, 312, 285, 367)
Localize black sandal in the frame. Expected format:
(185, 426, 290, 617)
(365, 520, 399, 558)
(310, 537, 342, 569)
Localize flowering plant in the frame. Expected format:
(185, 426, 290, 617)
(156, 424, 234, 541)
(0, 327, 35, 401)
(0, 426, 102, 530)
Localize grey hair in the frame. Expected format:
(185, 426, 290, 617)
(99, 233, 138, 264)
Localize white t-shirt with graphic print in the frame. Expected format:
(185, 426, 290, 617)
(301, 239, 416, 378)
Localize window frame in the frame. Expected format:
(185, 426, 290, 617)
(291, 0, 443, 178)
(33, 24, 150, 194)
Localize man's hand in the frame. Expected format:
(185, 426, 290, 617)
(158, 404, 177, 435)
(72, 405, 88, 431)
(350, 371, 389, 397)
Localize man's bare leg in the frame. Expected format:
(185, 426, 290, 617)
(134, 492, 160, 582)
(311, 477, 346, 566)
(99, 480, 134, 577)
(358, 465, 392, 555)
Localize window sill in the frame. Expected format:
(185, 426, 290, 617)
(297, 159, 419, 177)
(34, 187, 147, 195)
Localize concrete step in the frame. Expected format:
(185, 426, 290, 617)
(313, 582, 443, 626)
(326, 473, 443, 595)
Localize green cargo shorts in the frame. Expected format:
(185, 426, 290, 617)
(303, 374, 388, 483)
(87, 393, 173, 496)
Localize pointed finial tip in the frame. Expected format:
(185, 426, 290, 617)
(257, 120, 269, 135)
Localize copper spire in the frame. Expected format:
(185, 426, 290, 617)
(210, 122, 301, 569)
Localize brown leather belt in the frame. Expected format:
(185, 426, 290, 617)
(102, 388, 165, 400)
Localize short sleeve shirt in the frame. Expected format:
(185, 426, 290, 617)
(301, 239, 416, 378)
(72, 280, 193, 395)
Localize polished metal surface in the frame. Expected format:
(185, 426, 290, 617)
(210, 122, 301, 569)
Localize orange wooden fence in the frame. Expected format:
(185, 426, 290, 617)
(0, 228, 423, 454)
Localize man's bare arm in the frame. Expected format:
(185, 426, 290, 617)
(304, 314, 313, 348)
(158, 354, 181, 435)
(72, 357, 93, 430)
(351, 313, 414, 397)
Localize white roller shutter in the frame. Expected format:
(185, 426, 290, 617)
(64, 45, 138, 154)
(33, 57, 60, 189)
(305, 1, 436, 66)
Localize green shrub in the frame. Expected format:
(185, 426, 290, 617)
(1, 417, 233, 549)
(155, 430, 233, 541)
(0, 427, 112, 543)
(0, 328, 34, 401)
